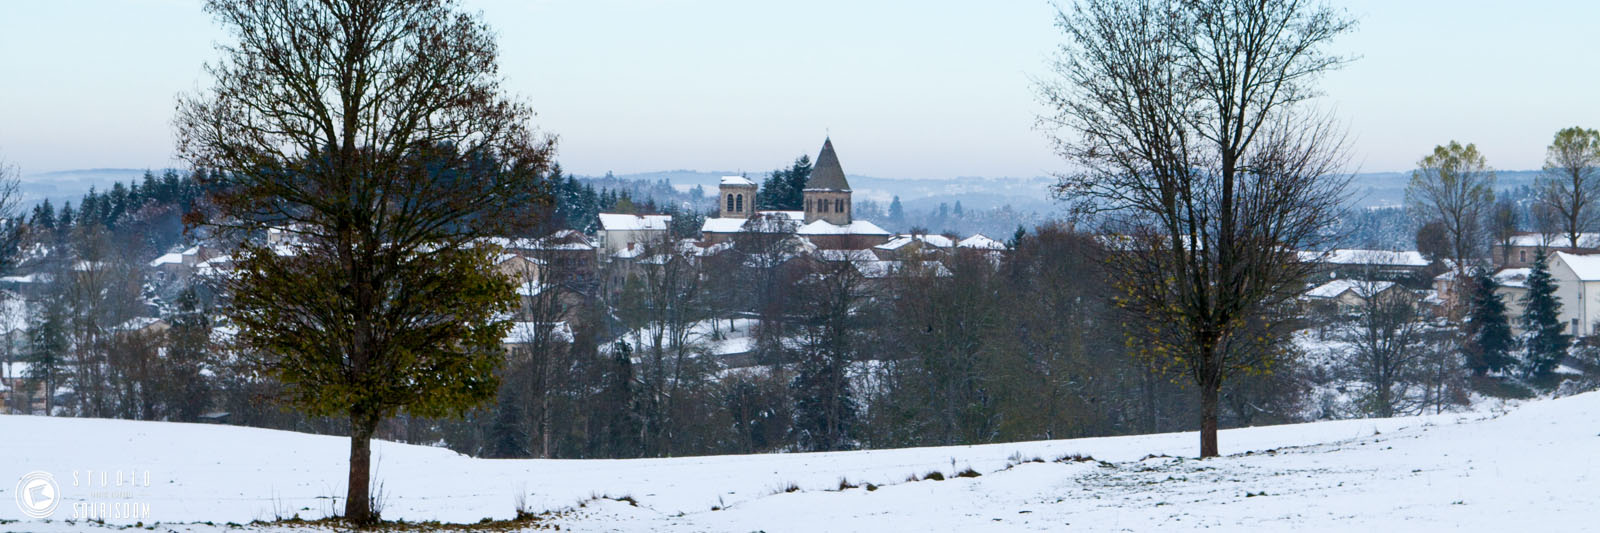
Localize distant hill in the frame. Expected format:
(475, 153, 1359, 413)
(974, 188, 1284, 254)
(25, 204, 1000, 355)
(19, 168, 162, 209)
(17, 167, 1544, 218)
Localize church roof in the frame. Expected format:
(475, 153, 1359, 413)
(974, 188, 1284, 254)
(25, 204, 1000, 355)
(804, 138, 851, 192)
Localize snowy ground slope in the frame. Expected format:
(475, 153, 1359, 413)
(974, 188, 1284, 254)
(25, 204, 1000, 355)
(1, 392, 1596, 532)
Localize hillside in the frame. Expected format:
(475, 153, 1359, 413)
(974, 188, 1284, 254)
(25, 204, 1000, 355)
(3, 391, 1597, 531)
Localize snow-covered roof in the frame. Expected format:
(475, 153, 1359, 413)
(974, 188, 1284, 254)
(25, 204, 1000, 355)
(0, 273, 43, 284)
(1299, 249, 1428, 267)
(613, 243, 647, 260)
(1555, 252, 1600, 281)
(598, 213, 671, 232)
(149, 252, 185, 267)
(701, 212, 805, 234)
(1306, 279, 1395, 300)
(1509, 232, 1600, 248)
(113, 317, 166, 333)
(701, 217, 749, 234)
(816, 249, 877, 262)
(853, 260, 953, 279)
(876, 234, 955, 251)
(720, 175, 756, 187)
(958, 234, 1006, 250)
(796, 220, 891, 236)
(1494, 268, 1532, 289)
(503, 321, 574, 344)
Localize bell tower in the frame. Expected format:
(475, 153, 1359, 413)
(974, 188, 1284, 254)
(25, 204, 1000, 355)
(802, 138, 852, 225)
(719, 176, 758, 219)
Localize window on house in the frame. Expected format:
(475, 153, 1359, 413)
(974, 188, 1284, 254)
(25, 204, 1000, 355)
(726, 194, 734, 211)
(736, 194, 743, 213)
(1521, 250, 1527, 263)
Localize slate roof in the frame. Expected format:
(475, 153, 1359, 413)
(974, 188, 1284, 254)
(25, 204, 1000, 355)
(804, 138, 851, 192)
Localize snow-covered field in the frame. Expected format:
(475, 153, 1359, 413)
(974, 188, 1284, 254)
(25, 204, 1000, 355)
(3, 391, 1597, 532)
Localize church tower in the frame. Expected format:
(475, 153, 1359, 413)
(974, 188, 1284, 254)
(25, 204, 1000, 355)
(718, 175, 758, 219)
(802, 138, 852, 225)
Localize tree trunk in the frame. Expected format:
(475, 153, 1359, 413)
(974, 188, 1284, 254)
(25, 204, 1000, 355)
(1199, 383, 1220, 458)
(345, 415, 377, 525)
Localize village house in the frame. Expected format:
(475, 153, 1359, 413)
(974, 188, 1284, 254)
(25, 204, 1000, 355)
(1298, 249, 1431, 283)
(1549, 252, 1600, 337)
(1494, 232, 1600, 268)
(597, 213, 672, 255)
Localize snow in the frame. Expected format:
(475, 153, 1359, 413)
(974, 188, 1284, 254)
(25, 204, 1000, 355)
(699, 217, 749, 233)
(1494, 267, 1532, 288)
(148, 252, 185, 267)
(701, 212, 807, 234)
(598, 213, 671, 232)
(1305, 279, 1392, 299)
(503, 321, 573, 344)
(958, 234, 1006, 250)
(1509, 232, 1600, 248)
(1298, 249, 1428, 267)
(1555, 251, 1600, 280)
(9, 391, 1600, 531)
(795, 220, 891, 236)
(719, 176, 756, 187)
(875, 234, 956, 251)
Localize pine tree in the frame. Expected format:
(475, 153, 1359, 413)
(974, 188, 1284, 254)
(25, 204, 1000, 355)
(1520, 249, 1569, 378)
(1462, 269, 1514, 376)
(888, 195, 904, 225)
(24, 292, 69, 414)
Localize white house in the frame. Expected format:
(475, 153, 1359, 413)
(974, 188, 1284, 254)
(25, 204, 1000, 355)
(1548, 252, 1600, 337)
(596, 213, 671, 255)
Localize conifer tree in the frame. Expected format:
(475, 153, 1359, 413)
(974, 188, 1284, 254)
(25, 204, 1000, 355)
(1462, 269, 1515, 376)
(1520, 249, 1569, 378)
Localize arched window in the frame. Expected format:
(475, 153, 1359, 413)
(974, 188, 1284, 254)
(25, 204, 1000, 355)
(736, 194, 744, 213)
(726, 194, 734, 211)
(806, 199, 812, 212)
(834, 198, 843, 212)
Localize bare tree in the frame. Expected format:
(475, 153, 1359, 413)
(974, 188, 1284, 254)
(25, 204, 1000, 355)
(1536, 126, 1600, 248)
(175, 0, 554, 523)
(1339, 280, 1429, 418)
(1488, 198, 1519, 266)
(1040, 0, 1354, 457)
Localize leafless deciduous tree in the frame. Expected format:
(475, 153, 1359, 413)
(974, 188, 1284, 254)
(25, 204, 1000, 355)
(1536, 126, 1600, 248)
(1339, 279, 1429, 418)
(174, 0, 554, 523)
(1040, 0, 1355, 457)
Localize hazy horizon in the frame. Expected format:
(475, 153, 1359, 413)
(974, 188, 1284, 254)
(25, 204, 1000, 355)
(4, 0, 1598, 180)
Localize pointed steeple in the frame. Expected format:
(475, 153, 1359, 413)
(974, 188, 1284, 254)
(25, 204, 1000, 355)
(804, 137, 851, 192)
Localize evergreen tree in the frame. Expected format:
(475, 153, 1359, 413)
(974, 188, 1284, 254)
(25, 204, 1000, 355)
(1462, 269, 1514, 375)
(162, 287, 213, 422)
(757, 155, 812, 210)
(24, 291, 69, 414)
(1520, 249, 1569, 378)
(888, 195, 904, 224)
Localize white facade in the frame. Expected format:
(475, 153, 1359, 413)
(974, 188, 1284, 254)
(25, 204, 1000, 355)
(1549, 252, 1600, 337)
(597, 213, 671, 255)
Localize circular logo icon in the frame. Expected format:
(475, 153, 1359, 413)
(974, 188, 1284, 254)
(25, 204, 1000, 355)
(15, 471, 60, 519)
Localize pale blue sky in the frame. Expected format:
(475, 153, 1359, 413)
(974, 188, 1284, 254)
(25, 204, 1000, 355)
(1, 1, 1597, 179)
